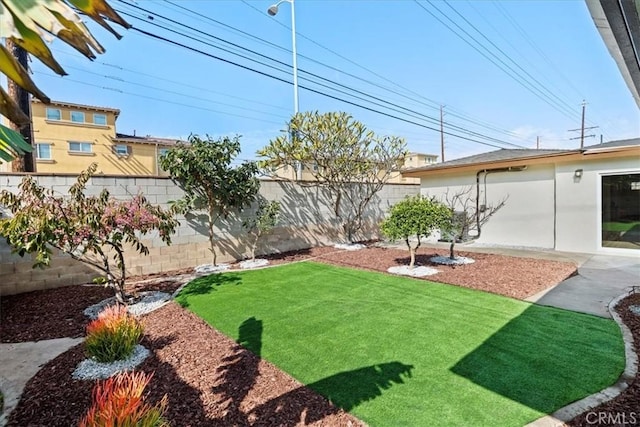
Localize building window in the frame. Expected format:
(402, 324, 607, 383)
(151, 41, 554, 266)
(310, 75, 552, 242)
(93, 113, 107, 125)
(35, 143, 52, 160)
(46, 108, 61, 121)
(114, 144, 129, 156)
(601, 173, 640, 250)
(68, 141, 93, 154)
(70, 111, 85, 123)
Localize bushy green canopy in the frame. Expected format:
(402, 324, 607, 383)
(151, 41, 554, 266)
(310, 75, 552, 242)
(381, 195, 452, 242)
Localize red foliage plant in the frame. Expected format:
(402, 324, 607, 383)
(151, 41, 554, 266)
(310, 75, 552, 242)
(79, 371, 168, 427)
(85, 305, 144, 363)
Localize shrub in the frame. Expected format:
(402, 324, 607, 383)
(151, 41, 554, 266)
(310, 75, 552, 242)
(79, 371, 168, 427)
(85, 305, 144, 363)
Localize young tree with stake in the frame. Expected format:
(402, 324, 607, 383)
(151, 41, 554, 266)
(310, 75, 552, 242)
(160, 134, 260, 266)
(381, 195, 452, 268)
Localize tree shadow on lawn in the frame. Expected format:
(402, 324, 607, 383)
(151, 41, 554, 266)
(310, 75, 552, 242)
(450, 304, 625, 415)
(214, 316, 414, 426)
(174, 273, 242, 308)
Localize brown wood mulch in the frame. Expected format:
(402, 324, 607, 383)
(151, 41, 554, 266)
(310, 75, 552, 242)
(2, 244, 635, 426)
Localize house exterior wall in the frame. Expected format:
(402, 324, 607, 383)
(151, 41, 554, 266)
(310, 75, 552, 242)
(417, 152, 640, 254)
(0, 174, 418, 295)
(555, 155, 640, 253)
(419, 164, 556, 249)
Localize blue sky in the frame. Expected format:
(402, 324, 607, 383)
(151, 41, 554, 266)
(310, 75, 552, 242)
(28, 0, 640, 162)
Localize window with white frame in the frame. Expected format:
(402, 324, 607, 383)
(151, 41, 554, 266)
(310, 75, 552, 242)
(70, 111, 85, 123)
(46, 108, 61, 121)
(114, 144, 129, 156)
(35, 143, 52, 160)
(68, 141, 93, 154)
(93, 113, 107, 125)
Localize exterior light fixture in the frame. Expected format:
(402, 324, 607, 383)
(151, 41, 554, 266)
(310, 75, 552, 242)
(574, 169, 583, 178)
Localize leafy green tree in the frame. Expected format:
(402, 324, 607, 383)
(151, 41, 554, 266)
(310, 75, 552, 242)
(160, 135, 260, 266)
(243, 198, 281, 261)
(381, 195, 452, 268)
(258, 111, 406, 243)
(0, 0, 130, 162)
(0, 163, 178, 303)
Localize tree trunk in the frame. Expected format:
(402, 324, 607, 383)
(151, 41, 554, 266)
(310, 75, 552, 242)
(6, 40, 35, 172)
(409, 247, 416, 269)
(208, 206, 217, 266)
(449, 240, 455, 260)
(251, 230, 260, 261)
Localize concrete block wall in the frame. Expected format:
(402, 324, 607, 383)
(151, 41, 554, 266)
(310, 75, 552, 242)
(0, 173, 418, 295)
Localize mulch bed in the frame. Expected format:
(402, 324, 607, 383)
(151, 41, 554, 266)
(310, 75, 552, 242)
(3, 244, 635, 426)
(316, 246, 578, 300)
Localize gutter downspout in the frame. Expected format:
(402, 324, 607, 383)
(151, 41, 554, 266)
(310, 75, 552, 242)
(475, 165, 527, 240)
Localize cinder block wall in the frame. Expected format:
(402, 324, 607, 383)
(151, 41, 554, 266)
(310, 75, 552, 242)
(0, 173, 418, 295)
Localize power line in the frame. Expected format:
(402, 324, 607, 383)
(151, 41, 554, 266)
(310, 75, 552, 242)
(117, 24, 521, 150)
(239, 0, 533, 143)
(114, 0, 527, 149)
(414, 0, 581, 121)
(34, 71, 288, 126)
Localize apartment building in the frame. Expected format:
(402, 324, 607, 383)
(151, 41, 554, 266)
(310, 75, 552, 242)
(29, 99, 181, 176)
(272, 152, 438, 183)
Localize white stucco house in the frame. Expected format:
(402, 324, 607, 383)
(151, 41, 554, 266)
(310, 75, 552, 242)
(402, 138, 640, 255)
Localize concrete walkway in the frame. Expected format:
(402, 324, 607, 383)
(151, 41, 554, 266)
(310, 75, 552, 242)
(0, 337, 83, 426)
(527, 253, 640, 317)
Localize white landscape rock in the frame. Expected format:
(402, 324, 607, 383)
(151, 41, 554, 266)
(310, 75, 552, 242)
(630, 305, 640, 316)
(84, 291, 172, 320)
(334, 243, 366, 251)
(430, 255, 475, 265)
(72, 345, 150, 380)
(195, 263, 230, 275)
(387, 265, 439, 277)
(239, 259, 270, 269)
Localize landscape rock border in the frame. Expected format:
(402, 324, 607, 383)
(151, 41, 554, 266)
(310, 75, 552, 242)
(71, 345, 150, 380)
(430, 255, 475, 265)
(387, 265, 439, 277)
(83, 291, 172, 320)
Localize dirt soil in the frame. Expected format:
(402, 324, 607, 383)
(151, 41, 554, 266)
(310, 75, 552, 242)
(2, 244, 634, 426)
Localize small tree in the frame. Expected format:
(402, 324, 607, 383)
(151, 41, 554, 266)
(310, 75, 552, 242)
(441, 187, 507, 260)
(0, 163, 178, 303)
(160, 134, 260, 266)
(242, 198, 281, 261)
(258, 111, 406, 243)
(381, 195, 452, 268)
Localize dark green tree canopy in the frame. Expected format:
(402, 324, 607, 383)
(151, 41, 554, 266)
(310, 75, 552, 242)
(160, 134, 260, 265)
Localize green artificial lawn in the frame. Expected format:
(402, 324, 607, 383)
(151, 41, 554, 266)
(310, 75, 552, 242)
(603, 221, 640, 232)
(176, 262, 625, 427)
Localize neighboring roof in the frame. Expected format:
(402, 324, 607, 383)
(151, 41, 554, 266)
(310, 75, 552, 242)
(402, 137, 640, 177)
(584, 137, 640, 150)
(32, 99, 120, 117)
(404, 149, 577, 173)
(113, 133, 184, 146)
(586, 0, 640, 108)
(112, 133, 186, 146)
(406, 152, 438, 157)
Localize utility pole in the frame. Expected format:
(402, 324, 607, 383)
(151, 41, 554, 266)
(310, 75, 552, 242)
(440, 105, 445, 162)
(568, 100, 598, 149)
(6, 39, 36, 172)
(536, 136, 540, 150)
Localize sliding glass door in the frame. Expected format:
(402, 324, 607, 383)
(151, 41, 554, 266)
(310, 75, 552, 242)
(601, 173, 640, 250)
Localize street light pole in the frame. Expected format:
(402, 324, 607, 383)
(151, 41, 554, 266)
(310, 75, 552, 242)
(268, 0, 299, 114)
(268, 0, 300, 179)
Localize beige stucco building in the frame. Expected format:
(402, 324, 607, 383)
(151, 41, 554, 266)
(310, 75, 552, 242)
(23, 99, 181, 176)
